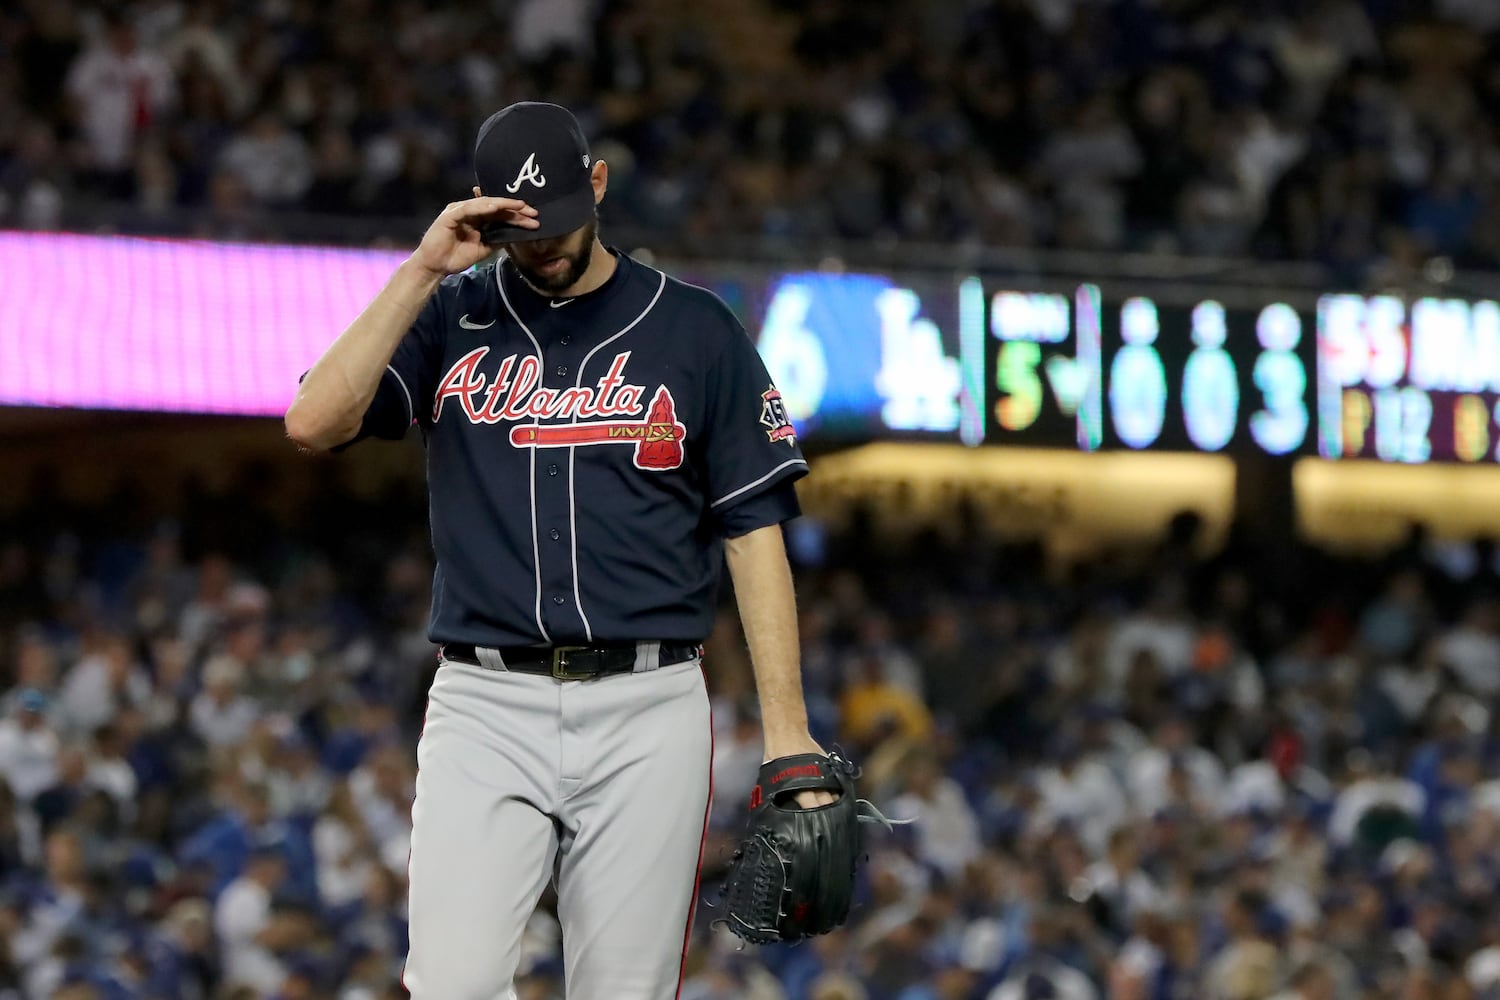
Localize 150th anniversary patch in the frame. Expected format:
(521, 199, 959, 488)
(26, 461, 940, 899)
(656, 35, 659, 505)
(760, 386, 797, 445)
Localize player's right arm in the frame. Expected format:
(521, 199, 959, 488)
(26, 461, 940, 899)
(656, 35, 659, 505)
(284, 194, 537, 451)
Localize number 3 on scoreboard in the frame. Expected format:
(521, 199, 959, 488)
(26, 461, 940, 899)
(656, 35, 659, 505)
(1249, 304, 1309, 455)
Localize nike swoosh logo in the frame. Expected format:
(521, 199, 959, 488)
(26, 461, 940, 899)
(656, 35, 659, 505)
(458, 314, 496, 329)
(549, 299, 575, 308)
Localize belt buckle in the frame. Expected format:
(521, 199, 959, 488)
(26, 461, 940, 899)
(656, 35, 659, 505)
(550, 645, 593, 680)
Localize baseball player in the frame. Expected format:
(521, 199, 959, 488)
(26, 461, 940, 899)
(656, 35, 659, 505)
(285, 102, 834, 999)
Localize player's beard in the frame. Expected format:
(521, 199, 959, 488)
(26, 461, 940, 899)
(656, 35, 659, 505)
(508, 216, 597, 294)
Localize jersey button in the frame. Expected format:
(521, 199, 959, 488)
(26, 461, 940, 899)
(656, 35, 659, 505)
(549, 529, 560, 541)
(552, 595, 565, 605)
(548, 464, 558, 476)
(556, 365, 568, 377)
(560, 336, 571, 345)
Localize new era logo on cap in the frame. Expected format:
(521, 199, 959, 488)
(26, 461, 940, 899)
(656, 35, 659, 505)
(475, 102, 596, 243)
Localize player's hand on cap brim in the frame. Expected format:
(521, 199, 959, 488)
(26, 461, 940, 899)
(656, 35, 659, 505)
(412, 190, 539, 276)
(461, 186, 539, 229)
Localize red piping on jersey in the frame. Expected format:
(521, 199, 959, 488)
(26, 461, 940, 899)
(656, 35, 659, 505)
(675, 666, 714, 999)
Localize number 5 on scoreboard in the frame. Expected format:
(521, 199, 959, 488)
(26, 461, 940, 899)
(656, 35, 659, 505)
(995, 341, 1042, 431)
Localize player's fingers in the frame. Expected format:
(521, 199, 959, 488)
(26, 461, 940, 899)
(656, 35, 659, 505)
(472, 185, 482, 197)
(795, 790, 837, 809)
(452, 195, 538, 220)
(440, 199, 539, 236)
(472, 209, 539, 231)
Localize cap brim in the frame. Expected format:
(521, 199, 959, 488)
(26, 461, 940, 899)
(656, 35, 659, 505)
(482, 185, 597, 245)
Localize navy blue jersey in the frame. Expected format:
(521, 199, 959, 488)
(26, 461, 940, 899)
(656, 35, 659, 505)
(339, 249, 808, 647)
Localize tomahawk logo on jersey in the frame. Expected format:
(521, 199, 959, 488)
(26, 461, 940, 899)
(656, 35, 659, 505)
(427, 348, 688, 470)
(341, 248, 808, 649)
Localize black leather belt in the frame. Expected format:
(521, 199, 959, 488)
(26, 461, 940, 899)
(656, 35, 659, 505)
(441, 642, 702, 679)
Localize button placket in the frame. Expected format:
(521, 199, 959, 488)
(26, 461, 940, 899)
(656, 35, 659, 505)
(534, 394, 579, 635)
(530, 328, 588, 638)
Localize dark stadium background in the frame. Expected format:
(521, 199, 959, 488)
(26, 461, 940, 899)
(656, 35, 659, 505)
(7, 2, 1500, 1000)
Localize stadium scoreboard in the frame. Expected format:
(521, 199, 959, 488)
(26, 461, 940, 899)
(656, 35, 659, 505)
(743, 271, 1500, 464)
(1316, 294, 1500, 463)
(9, 232, 1492, 467)
(982, 284, 1311, 457)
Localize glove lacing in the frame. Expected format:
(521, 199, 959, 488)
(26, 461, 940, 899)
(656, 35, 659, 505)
(722, 831, 788, 943)
(827, 747, 915, 831)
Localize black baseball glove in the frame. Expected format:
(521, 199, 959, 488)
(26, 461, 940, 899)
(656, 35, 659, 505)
(718, 750, 888, 944)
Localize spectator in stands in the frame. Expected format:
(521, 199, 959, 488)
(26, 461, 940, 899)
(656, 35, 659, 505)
(63, 8, 175, 198)
(17, 256, 1500, 991)
(5, 0, 1500, 280)
(346, 743, 413, 877)
(304, 126, 364, 216)
(178, 777, 294, 898)
(31, 745, 98, 838)
(0, 689, 60, 805)
(218, 106, 314, 207)
(189, 653, 260, 751)
(58, 630, 150, 737)
(0, 119, 65, 231)
(1033, 736, 1127, 856)
(1080, 827, 1161, 934)
(142, 897, 218, 1000)
(1128, 712, 1225, 819)
(213, 844, 289, 995)
(1204, 890, 1284, 1000)
(889, 746, 982, 881)
(11, 828, 90, 977)
(709, 698, 763, 833)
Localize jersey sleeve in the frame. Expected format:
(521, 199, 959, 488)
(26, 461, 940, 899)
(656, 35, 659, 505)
(700, 315, 809, 536)
(333, 287, 447, 447)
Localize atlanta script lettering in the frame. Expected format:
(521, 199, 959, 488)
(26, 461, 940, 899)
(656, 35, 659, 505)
(433, 348, 645, 425)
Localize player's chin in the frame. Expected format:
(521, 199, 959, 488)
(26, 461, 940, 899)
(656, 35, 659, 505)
(521, 256, 577, 290)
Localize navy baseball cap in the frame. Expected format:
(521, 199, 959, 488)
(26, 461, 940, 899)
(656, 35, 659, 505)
(474, 102, 596, 243)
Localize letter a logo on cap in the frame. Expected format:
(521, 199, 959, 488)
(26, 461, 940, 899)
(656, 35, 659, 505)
(505, 153, 547, 193)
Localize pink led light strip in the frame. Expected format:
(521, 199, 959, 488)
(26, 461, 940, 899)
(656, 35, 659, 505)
(0, 232, 411, 416)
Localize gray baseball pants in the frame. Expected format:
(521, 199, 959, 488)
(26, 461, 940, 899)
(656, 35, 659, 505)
(401, 650, 713, 999)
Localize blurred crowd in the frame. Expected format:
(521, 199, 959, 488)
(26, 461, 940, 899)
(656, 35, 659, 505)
(3, 460, 1500, 1000)
(5, 0, 1500, 276)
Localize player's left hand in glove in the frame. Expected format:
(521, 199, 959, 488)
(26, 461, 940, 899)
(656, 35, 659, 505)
(718, 750, 895, 945)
